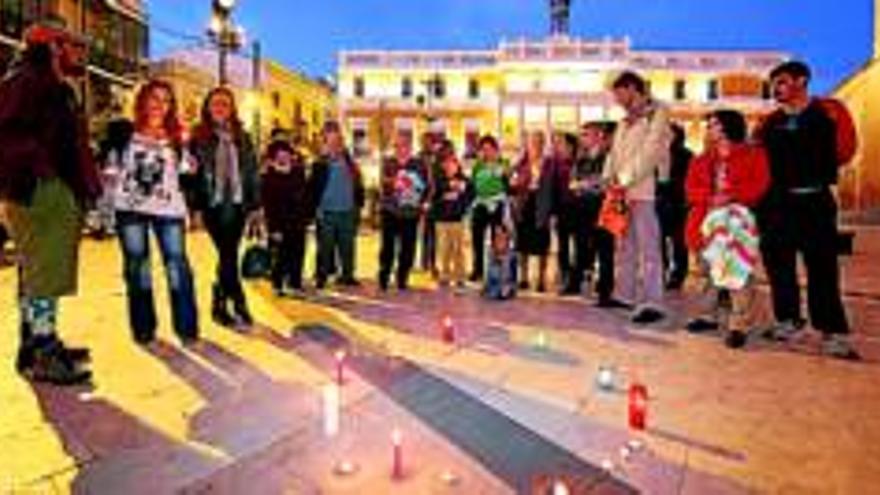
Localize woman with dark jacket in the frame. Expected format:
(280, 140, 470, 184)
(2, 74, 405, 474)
(509, 131, 554, 292)
(188, 87, 261, 329)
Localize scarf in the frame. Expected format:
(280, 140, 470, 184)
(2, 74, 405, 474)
(212, 127, 243, 206)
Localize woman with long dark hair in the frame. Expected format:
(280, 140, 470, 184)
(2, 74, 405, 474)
(189, 87, 261, 329)
(510, 130, 553, 292)
(107, 79, 199, 345)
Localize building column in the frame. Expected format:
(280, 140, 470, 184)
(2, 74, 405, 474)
(545, 102, 553, 138)
(518, 101, 525, 145)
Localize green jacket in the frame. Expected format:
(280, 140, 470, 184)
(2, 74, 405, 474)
(471, 159, 509, 201)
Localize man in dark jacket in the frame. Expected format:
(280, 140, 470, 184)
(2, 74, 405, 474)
(0, 18, 100, 385)
(378, 132, 432, 291)
(308, 121, 365, 289)
(755, 60, 859, 360)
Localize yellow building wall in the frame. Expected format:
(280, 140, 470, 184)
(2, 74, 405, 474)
(835, 61, 880, 211)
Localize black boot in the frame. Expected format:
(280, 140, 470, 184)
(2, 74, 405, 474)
(16, 323, 89, 373)
(23, 337, 91, 386)
(232, 293, 253, 328)
(211, 284, 235, 327)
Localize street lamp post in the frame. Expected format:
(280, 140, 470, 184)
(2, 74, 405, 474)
(207, 0, 243, 86)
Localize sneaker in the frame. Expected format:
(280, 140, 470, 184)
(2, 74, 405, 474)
(632, 307, 665, 325)
(536, 281, 547, 293)
(24, 340, 92, 386)
(339, 278, 361, 288)
(822, 335, 861, 361)
(378, 276, 389, 292)
(725, 330, 748, 349)
(518, 280, 530, 291)
(686, 318, 720, 334)
(761, 320, 805, 342)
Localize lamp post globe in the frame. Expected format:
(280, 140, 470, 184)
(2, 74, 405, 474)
(215, 0, 236, 13)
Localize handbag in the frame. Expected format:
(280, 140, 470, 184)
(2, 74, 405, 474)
(241, 212, 271, 280)
(598, 186, 629, 238)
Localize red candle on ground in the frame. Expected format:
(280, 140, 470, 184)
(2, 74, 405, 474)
(628, 382, 648, 430)
(334, 350, 346, 385)
(441, 315, 455, 344)
(391, 428, 403, 479)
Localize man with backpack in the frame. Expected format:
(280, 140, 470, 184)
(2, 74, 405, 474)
(0, 17, 101, 384)
(755, 60, 860, 360)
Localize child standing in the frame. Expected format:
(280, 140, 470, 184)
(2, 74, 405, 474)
(484, 225, 518, 300)
(685, 110, 770, 348)
(261, 141, 312, 295)
(433, 149, 474, 289)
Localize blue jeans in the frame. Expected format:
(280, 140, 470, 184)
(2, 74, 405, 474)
(116, 212, 199, 342)
(316, 209, 357, 282)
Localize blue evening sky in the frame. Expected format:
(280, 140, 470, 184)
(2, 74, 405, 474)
(147, 0, 872, 93)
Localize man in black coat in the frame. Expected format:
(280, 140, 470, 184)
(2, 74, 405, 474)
(755, 60, 859, 360)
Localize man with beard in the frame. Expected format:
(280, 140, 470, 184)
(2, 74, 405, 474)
(754, 61, 860, 360)
(0, 17, 101, 384)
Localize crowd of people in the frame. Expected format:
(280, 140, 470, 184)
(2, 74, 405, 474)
(0, 18, 861, 387)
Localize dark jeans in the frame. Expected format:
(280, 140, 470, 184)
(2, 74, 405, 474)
(657, 199, 689, 285)
(556, 210, 588, 288)
(316, 209, 358, 282)
(380, 212, 420, 286)
(270, 225, 307, 290)
(759, 190, 849, 335)
(586, 227, 616, 299)
(203, 204, 247, 305)
(470, 202, 505, 278)
(421, 216, 436, 272)
(116, 211, 198, 342)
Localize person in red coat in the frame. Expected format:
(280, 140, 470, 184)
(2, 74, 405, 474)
(684, 110, 770, 348)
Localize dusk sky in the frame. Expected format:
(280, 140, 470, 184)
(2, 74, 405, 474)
(147, 0, 873, 93)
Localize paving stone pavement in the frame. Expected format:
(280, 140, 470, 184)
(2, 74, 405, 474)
(2, 230, 880, 494)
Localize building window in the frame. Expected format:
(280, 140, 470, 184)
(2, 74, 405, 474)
(762, 80, 772, 100)
(674, 79, 687, 101)
(432, 77, 446, 99)
(272, 91, 281, 109)
(707, 79, 719, 101)
(401, 76, 412, 98)
(354, 77, 365, 98)
(468, 78, 480, 99)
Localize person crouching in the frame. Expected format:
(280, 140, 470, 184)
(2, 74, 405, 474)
(483, 224, 518, 301)
(684, 110, 770, 348)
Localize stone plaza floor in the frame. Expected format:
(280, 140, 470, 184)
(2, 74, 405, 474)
(1, 228, 880, 494)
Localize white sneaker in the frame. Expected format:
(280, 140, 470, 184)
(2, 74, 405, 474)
(822, 335, 861, 361)
(761, 321, 805, 342)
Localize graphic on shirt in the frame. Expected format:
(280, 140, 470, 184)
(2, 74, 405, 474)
(112, 135, 187, 218)
(394, 168, 426, 209)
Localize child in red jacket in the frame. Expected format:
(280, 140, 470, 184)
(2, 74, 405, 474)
(685, 110, 770, 348)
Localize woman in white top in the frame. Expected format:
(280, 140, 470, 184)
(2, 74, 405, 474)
(107, 79, 199, 346)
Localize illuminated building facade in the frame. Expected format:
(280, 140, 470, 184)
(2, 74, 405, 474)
(338, 36, 788, 163)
